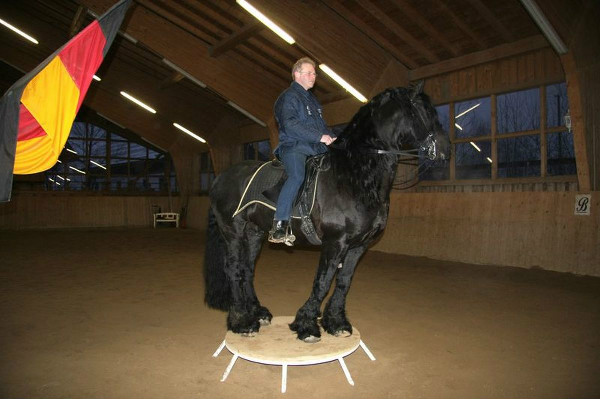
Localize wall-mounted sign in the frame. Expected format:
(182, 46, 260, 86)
(574, 194, 591, 216)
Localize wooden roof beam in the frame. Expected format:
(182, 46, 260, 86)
(464, 0, 514, 43)
(209, 22, 262, 57)
(321, 0, 418, 69)
(410, 35, 549, 80)
(136, 0, 217, 45)
(355, 0, 440, 63)
(68, 5, 87, 38)
(437, 0, 487, 51)
(395, 0, 460, 57)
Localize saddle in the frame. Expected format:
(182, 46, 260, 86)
(232, 154, 329, 245)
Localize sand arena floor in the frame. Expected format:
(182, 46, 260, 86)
(1, 228, 599, 398)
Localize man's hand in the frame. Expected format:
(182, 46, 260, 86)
(320, 134, 337, 146)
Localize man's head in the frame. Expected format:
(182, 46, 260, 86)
(292, 57, 317, 90)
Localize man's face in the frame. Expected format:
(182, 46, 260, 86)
(295, 63, 317, 90)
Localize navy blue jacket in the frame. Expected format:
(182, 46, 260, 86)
(273, 81, 333, 157)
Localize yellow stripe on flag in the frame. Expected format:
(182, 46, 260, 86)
(16, 57, 80, 174)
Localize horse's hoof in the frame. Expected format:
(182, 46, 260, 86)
(303, 335, 321, 343)
(241, 331, 257, 337)
(259, 318, 271, 326)
(334, 330, 352, 338)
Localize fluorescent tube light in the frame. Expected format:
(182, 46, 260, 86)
(173, 123, 206, 143)
(520, 0, 567, 54)
(69, 166, 86, 175)
(66, 148, 78, 154)
(236, 0, 295, 44)
(319, 64, 367, 103)
(90, 160, 107, 170)
(119, 31, 138, 44)
(120, 91, 157, 114)
(454, 123, 463, 131)
(486, 157, 493, 163)
(455, 103, 481, 119)
(0, 18, 39, 44)
(56, 175, 65, 180)
(92, 75, 101, 81)
(162, 59, 206, 88)
(470, 141, 481, 152)
(227, 101, 267, 127)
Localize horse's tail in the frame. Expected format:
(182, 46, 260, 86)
(203, 207, 230, 310)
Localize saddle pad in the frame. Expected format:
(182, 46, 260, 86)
(232, 160, 318, 219)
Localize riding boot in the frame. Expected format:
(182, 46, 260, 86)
(268, 220, 288, 243)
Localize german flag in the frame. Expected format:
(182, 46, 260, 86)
(0, 0, 131, 202)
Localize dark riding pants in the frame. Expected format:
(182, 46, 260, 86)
(274, 147, 308, 221)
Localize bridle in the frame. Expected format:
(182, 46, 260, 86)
(357, 92, 438, 160)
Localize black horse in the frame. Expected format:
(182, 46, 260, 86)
(204, 82, 449, 342)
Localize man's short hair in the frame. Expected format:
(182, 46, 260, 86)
(292, 57, 316, 80)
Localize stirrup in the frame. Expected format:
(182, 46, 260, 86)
(284, 224, 296, 246)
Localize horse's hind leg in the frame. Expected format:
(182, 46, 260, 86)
(224, 222, 271, 335)
(244, 224, 273, 326)
(321, 245, 367, 336)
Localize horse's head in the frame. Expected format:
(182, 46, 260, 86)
(366, 82, 450, 161)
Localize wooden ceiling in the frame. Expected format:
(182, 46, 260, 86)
(0, 0, 564, 153)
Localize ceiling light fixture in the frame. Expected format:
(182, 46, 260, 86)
(119, 31, 138, 45)
(69, 166, 86, 175)
(120, 91, 157, 114)
(486, 157, 493, 163)
(162, 58, 207, 88)
(455, 103, 481, 119)
(519, 0, 567, 54)
(236, 0, 295, 44)
(454, 123, 463, 131)
(319, 64, 367, 103)
(90, 160, 107, 170)
(173, 123, 206, 143)
(0, 18, 39, 44)
(66, 148, 78, 154)
(227, 101, 267, 127)
(470, 141, 482, 152)
(92, 75, 101, 81)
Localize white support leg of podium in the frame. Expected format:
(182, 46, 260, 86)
(212, 316, 376, 393)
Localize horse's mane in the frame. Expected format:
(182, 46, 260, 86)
(329, 88, 411, 207)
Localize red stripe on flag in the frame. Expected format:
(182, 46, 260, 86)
(16, 103, 46, 141)
(58, 20, 106, 112)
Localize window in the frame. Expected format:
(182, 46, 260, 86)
(418, 82, 575, 186)
(244, 140, 271, 161)
(45, 122, 176, 194)
(199, 152, 215, 194)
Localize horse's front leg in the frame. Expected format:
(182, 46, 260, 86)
(290, 244, 345, 342)
(322, 245, 367, 337)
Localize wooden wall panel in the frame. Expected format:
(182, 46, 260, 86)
(372, 191, 600, 276)
(1, 192, 597, 276)
(0, 194, 208, 230)
(425, 47, 565, 105)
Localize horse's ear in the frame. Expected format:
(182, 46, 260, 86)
(409, 80, 424, 100)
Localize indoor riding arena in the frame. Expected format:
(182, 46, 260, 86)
(1, 1, 599, 398)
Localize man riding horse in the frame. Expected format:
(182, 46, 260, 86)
(269, 57, 336, 245)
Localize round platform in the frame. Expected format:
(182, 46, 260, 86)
(224, 316, 362, 365)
